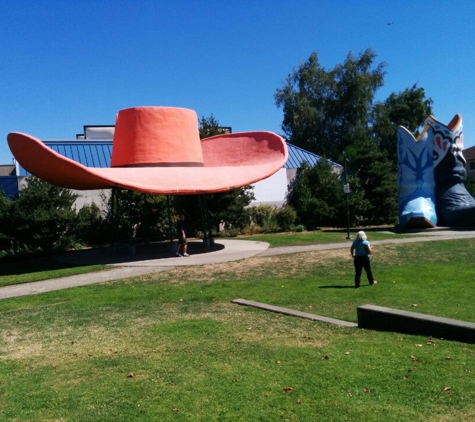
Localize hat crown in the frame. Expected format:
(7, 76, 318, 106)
(111, 107, 204, 167)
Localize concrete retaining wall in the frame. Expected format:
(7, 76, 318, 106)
(358, 304, 475, 343)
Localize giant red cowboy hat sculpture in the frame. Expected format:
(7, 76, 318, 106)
(7, 106, 288, 194)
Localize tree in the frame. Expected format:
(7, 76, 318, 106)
(204, 185, 254, 231)
(287, 159, 345, 229)
(103, 189, 174, 243)
(372, 85, 433, 163)
(346, 140, 399, 225)
(0, 190, 11, 249)
(177, 114, 255, 235)
(276, 49, 432, 226)
(75, 202, 109, 246)
(199, 114, 224, 138)
(275, 49, 386, 161)
(8, 177, 78, 252)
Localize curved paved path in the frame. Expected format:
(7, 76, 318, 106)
(259, 229, 475, 256)
(0, 240, 269, 300)
(1, 230, 475, 300)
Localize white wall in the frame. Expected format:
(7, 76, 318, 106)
(72, 189, 110, 210)
(250, 168, 288, 207)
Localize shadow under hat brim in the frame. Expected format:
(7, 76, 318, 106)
(8, 131, 288, 194)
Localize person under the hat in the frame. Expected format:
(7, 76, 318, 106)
(350, 231, 377, 288)
(175, 214, 189, 257)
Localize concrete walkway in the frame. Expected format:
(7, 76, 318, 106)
(259, 228, 475, 256)
(1, 229, 475, 301)
(0, 239, 270, 300)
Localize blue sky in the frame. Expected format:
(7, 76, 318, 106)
(1, 0, 474, 164)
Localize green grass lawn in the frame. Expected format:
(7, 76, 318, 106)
(0, 228, 400, 288)
(0, 255, 108, 287)
(236, 227, 402, 247)
(0, 235, 474, 421)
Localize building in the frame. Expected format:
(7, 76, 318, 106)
(464, 145, 475, 185)
(0, 164, 18, 200)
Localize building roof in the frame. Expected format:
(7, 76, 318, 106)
(464, 145, 475, 161)
(0, 165, 15, 176)
(18, 141, 112, 176)
(285, 142, 341, 169)
(17, 139, 340, 176)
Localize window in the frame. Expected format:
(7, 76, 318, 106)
(470, 161, 475, 171)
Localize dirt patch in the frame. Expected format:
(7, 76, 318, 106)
(155, 249, 352, 284)
(151, 245, 407, 285)
(0, 301, 332, 366)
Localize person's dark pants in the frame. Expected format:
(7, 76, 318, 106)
(354, 256, 374, 288)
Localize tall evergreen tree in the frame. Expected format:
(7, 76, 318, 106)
(288, 159, 345, 229)
(0, 190, 11, 249)
(276, 49, 432, 225)
(8, 177, 78, 251)
(372, 85, 433, 163)
(275, 49, 386, 160)
(178, 115, 255, 234)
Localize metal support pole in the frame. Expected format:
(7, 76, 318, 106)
(166, 195, 173, 243)
(110, 188, 115, 251)
(143, 193, 150, 246)
(198, 195, 213, 247)
(110, 187, 120, 252)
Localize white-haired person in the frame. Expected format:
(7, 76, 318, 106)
(350, 231, 377, 288)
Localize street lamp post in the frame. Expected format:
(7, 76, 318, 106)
(343, 154, 350, 239)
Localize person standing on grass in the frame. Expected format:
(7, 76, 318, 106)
(350, 230, 377, 288)
(175, 213, 190, 257)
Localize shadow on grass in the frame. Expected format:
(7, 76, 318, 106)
(0, 256, 107, 288)
(0, 241, 224, 278)
(318, 285, 374, 289)
(0, 256, 86, 277)
(55, 240, 224, 266)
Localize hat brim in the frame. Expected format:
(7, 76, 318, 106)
(8, 131, 288, 194)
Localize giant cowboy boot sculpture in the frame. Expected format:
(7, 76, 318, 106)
(397, 126, 437, 228)
(425, 114, 475, 226)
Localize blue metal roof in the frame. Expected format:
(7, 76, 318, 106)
(17, 140, 340, 176)
(286, 142, 341, 169)
(18, 141, 113, 176)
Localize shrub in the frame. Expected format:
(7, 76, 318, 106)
(287, 160, 345, 229)
(75, 202, 109, 246)
(275, 205, 297, 231)
(291, 224, 306, 232)
(261, 220, 281, 233)
(248, 204, 276, 227)
(218, 227, 241, 238)
(103, 190, 177, 243)
(241, 225, 265, 235)
(0, 190, 11, 250)
(7, 177, 78, 252)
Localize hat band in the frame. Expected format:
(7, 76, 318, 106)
(117, 162, 205, 168)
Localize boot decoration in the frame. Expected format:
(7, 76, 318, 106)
(426, 114, 475, 226)
(397, 126, 437, 228)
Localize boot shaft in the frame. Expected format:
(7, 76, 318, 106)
(397, 126, 435, 203)
(425, 114, 475, 226)
(396, 126, 437, 227)
(427, 114, 467, 186)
